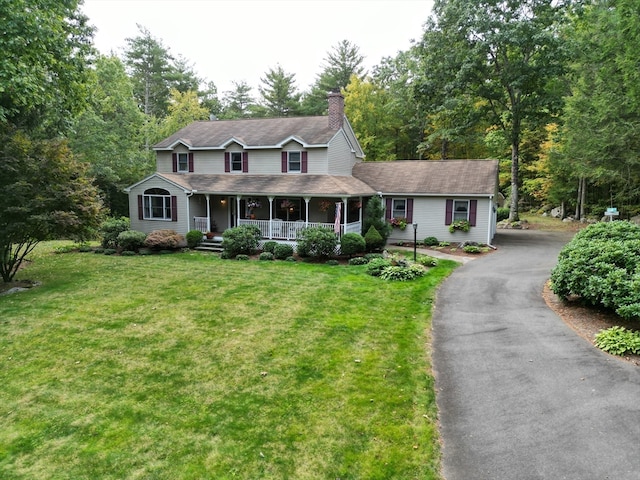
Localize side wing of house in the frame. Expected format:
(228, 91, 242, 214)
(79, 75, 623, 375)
(126, 174, 191, 235)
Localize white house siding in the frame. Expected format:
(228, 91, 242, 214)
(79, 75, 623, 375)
(128, 176, 190, 235)
(327, 132, 356, 175)
(386, 196, 494, 245)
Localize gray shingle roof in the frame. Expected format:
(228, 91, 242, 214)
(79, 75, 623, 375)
(159, 173, 376, 197)
(154, 116, 339, 149)
(352, 160, 499, 196)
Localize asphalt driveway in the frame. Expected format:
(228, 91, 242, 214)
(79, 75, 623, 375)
(433, 229, 640, 480)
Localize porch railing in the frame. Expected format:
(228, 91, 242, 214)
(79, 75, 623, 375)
(194, 217, 208, 233)
(238, 219, 361, 240)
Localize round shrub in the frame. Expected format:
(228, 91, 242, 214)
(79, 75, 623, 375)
(117, 230, 147, 252)
(463, 245, 482, 254)
(285, 256, 296, 262)
(496, 207, 510, 222)
(78, 244, 93, 253)
(423, 236, 439, 247)
(99, 217, 130, 249)
(366, 258, 392, 277)
(103, 248, 117, 255)
(235, 254, 250, 261)
(340, 233, 366, 257)
(259, 252, 275, 261)
(138, 248, 152, 256)
(417, 255, 438, 267)
(273, 243, 294, 260)
(222, 225, 262, 257)
(326, 259, 339, 266)
(94, 247, 105, 254)
(120, 250, 136, 256)
(364, 225, 385, 252)
(348, 257, 369, 266)
(262, 241, 278, 253)
(144, 229, 186, 250)
(186, 229, 204, 248)
(296, 226, 337, 259)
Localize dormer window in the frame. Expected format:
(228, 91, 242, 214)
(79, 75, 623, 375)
(231, 152, 242, 172)
(288, 151, 301, 172)
(177, 153, 189, 172)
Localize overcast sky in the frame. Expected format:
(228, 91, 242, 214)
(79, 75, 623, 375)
(81, 0, 435, 95)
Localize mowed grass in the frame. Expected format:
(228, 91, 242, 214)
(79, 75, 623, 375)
(0, 244, 457, 479)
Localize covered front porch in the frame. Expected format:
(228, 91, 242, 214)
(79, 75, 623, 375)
(192, 194, 364, 240)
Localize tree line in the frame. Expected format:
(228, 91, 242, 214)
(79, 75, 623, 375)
(2, 0, 639, 282)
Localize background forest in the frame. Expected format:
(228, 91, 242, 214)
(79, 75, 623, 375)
(2, 0, 639, 223)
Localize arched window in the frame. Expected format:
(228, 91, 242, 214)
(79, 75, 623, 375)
(143, 188, 172, 220)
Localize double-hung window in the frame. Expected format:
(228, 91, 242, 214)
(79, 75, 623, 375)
(453, 200, 469, 221)
(177, 153, 189, 172)
(143, 188, 172, 220)
(288, 151, 301, 173)
(392, 198, 407, 219)
(230, 152, 242, 172)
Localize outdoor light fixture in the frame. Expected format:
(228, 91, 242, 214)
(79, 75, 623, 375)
(413, 223, 418, 261)
(221, 198, 227, 205)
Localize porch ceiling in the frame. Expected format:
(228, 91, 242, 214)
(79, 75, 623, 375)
(159, 173, 376, 197)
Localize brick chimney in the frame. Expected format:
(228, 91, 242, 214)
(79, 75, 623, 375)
(328, 92, 344, 130)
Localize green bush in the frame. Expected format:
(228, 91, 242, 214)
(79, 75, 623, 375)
(417, 255, 438, 267)
(222, 225, 262, 257)
(235, 254, 250, 261)
(296, 226, 337, 259)
(285, 256, 296, 262)
(423, 236, 439, 247)
(364, 253, 384, 261)
(259, 252, 275, 261)
(273, 243, 294, 260)
(117, 230, 147, 252)
(463, 245, 482, 254)
(594, 326, 640, 356)
(348, 257, 369, 266)
(186, 230, 204, 248)
(363, 196, 391, 245)
(120, 250, 136, 256)
(326, 259, 339, 266)
(550, 221, 640, 319)
(340, 233, 366, 257)
(262, 241, 278, 254)
(103, 248, 117, 256)
(138, 248, 152, 256)
(144, 229, 186, 250)
(496, 207, 510, 222)
(99, 217, 130, 249)
(364, 225, 385, 252)
(366, 258, 393, 277)
(379, 264, 426, 281)
(94, 248, 105, 254)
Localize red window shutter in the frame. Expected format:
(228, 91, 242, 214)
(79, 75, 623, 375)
(224, 152, 230, 172)
(406, 198, 414, 223)
(242, 152, 248, 172)
(301, 151, 308, 173)
(385, 198, 392, 220)
(188, 152, 194, 172)
(171, 196, 178, 221)
(172, 153, 178, 172)
(445, 199, 453, 225)
(137, 195, 143, 220)
(281, 152, 288, 173)
(469, 199, 478, 226)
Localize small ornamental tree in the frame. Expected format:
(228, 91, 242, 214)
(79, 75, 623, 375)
(364, 225, 385, 252)
(0, 130, 103, 283)
(363, 196, 391, 245)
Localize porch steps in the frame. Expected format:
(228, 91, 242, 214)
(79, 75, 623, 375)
(195, 238, 224, 253)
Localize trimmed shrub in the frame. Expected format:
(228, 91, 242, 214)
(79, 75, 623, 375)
(340, 233, 366, 257)
(144, 229, 186, 250)
(259, 252, 275, 261)
(364, 225, 385, 252)
(120, 250, 136, 256)
(463, 245, 482, 254)
(423, 236, 439, 246)
(235, 254, 250, 261)
(138, 248, 152, 256)
(496, 207, 510, 222)
(363, 196, 392, 245)
(550, 221, 640, 319)
(99, 217, 130, 249)
(273, 243, 294, 260)
(117, 230, 147, 252)
(326, 259, 339, 266)
(285, 256, 297, 262)
(366, 258, 393, 277)
(296, 226, 337, 259)
(262, 241, 278, 254)
(222, 225, 262, 257)
(186, 229, 204, 248)
(103, 248, 117, 256)
(348, 257, 369, 266)
(94, 248, 105, 254)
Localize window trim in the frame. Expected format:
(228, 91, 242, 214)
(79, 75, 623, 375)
(142, 188, 172, 221)
(453, 199, 470, 222)
(288, 151, 301, 173)
(177, 153, 189, 172)
(392, 198, 407, 219)
(230, 152, 243, 172)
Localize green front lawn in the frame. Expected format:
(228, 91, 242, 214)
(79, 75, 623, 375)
(0, 244, 457, 479)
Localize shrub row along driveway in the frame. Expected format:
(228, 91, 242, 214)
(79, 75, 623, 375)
(433, 229, 640, 480)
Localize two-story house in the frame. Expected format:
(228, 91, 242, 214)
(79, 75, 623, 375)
(126, 93, 499, 245)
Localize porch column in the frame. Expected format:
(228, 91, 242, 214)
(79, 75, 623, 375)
(268, 196, 275, 238)
(236, 195, 242, 222)
(205, 194, 211, 231)
(303, 197, 311, 225)
(342, 196, 348, 233)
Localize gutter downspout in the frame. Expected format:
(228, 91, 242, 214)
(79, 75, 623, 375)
(487, 194, 497, 249)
